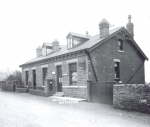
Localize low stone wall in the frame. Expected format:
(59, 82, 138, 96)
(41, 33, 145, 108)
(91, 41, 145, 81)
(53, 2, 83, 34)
(63, 86, 87, 99)
(113, 84, 150, 113)
(29, 87, 56, 97)
(29, 89, 46, 96)
(15, 87, 27, 93)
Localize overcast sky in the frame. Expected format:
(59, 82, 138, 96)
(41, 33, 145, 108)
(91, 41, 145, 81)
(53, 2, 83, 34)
(0, 0, 149, 82)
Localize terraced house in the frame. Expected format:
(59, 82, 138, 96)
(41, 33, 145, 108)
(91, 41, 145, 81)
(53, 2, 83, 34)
(20, 15, 148, 100)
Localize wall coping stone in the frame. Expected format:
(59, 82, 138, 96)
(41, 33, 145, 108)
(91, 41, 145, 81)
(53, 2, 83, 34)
(62, 85, 87, 88)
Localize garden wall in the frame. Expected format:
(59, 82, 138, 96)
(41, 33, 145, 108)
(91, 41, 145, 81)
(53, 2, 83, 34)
(113, 84, 150, 113)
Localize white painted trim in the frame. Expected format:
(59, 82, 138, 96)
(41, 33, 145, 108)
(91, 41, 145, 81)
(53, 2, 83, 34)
(41, 64, 48, 68)
(118, 50, 124, 53)
(31, 67, 36, 70)
(52, 71, 56, 75)
(54, 62, 62, 66)
(66, 58, 78, 64)
(23, 68, 29, 71)
(62, 86, 87, 88)
(62, 73, 68, 76)
(118, 81, 123, 83)
(113, 59, 120, 62)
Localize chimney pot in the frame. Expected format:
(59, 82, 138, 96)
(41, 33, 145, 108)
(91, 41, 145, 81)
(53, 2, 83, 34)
(36, 46, 42, 57)
(126, 15, 134, 38)
(99, 18, 109, 38)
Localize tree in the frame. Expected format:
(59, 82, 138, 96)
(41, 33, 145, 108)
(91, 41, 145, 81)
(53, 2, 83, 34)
(5, 71, 22, 87)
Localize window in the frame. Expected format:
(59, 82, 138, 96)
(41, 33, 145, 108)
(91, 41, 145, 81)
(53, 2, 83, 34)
(67, 37, 80, 49)
(42, 67, 48, 86)
(25, 71, 29, 86)
(118, 39, 123, 51)
(69, 63, 77, 85)
(114, 61, 120, 81)
(73, 39, 79, 46)
(67, 37, 73, 49)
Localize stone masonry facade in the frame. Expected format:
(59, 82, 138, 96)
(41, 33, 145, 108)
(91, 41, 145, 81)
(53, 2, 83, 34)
(22, 51, 88, 99)
(89, 30, 145, 84)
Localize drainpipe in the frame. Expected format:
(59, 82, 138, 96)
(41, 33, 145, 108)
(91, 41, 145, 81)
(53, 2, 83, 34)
(85, 49, 98, 82)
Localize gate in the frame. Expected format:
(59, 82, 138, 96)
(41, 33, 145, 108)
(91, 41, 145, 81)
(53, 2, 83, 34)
(88, 81, 114, 104)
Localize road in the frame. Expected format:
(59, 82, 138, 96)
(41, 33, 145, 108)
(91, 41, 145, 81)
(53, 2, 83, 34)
(0, 91, 150, 127)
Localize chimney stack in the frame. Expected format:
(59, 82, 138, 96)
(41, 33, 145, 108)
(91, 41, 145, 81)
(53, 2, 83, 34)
(99, 19, 109, 38)
(126, 15, 134, 38)
(52, 40, 60, 51)
(36, 46, 42, 57)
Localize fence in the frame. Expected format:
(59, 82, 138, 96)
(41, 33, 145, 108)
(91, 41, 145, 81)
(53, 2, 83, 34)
(0, 80, 25, 92)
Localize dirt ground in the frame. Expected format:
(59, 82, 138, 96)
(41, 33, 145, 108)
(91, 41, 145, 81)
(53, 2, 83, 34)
(0, 91, 150, 127)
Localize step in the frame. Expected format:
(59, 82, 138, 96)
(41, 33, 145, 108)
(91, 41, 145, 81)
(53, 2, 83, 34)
(50, 96, 86, 104)
(53, 92, 64, 97)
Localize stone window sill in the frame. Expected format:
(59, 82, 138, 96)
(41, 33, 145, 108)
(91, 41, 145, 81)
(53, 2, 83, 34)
(118, 50, 124, 53)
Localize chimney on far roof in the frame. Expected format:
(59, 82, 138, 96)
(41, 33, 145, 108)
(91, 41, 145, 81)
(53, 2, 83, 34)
(52, 40, 60, 51)
(126, 15, 134, 38)
(36, 46, 42, 57)
(85, 31, 89, 36)
(99, 18, 109, 38)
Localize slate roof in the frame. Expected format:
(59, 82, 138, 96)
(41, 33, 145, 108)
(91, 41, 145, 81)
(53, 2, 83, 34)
(20, 27, 148, 67)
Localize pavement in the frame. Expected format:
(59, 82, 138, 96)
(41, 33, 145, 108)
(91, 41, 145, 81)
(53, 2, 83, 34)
(0, 91, 150, 127)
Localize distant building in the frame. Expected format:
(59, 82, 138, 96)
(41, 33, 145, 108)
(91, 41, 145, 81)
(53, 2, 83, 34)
(20, 15, 148, 99)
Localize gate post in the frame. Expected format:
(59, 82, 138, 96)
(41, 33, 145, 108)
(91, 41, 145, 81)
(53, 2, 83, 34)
(87, 80, 92, 102)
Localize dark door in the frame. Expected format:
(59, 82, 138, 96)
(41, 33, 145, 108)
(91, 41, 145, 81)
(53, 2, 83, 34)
(32, 70, 36, 89)
(90, 82, 113, 104)
(25, 71, 29, 86)
(56, 65, 62, 92)
(42, 67, 48, 86)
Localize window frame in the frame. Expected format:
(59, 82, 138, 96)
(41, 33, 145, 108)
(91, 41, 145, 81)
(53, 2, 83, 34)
(118, 39, 124, 52)
(113, 60, 120, 82)
(42, 67, 48, 86)
(68, 62, 77, 85)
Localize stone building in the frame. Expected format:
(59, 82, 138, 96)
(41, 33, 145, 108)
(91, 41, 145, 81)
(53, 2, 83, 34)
(20, 15, 148, 99)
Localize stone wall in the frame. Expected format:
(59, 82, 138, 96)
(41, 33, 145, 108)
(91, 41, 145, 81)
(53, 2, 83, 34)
(89, 31, 145, 84)
(63, 86, 87, 99)
(113, 84, 150, 113)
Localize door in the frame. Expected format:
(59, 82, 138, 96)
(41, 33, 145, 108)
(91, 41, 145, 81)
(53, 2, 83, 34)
(25, 71, 29, 86)
(56, 65, 62, 92)
(32, 70, 36, 89)
(42, 67, 48, 86)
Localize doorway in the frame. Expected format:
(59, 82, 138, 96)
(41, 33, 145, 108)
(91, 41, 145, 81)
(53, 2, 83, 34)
(25, 71, 29, 86)
(56, 65, 62, 92)
(42, 67, 48, 86)
(32, 70, 36, 89)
